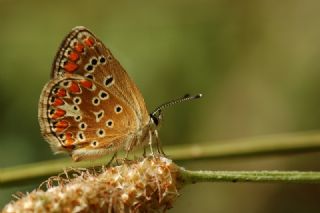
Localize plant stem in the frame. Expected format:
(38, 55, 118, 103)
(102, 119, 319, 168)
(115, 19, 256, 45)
(179, 169, 320, 184)
(166, 130, 320, 161)
(2, 130, 320, 187)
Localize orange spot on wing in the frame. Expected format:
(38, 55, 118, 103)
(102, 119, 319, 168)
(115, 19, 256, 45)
(69, 82, 81, 93)
(65, 132, 72, 140)
(56, 88, 66, 97)
(65, 138, 75, 146)
(63, 132, 75, 147)
(74, 43, 84, 52)
(52, 108, 66, 119)
(56, 120, 69, 128)
(64, 61, 78, 73)
(69, 52, 79, 61)
(80, 80, 93, 89)
(52, 97, 64, 107)
(84, 37, 95, 46)
(55, 127, 66, 133)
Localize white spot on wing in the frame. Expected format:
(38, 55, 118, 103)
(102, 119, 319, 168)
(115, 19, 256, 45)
(85, 73, 95, 80)
(93, 110, 104, 122)
(91, 140, 99, 147)
(98, 90, 109, 100)
(64, 48, 72, 57)
(70, 39, 78, 47)
(77, 131, 86, 142)
(79, 122, 87, 130)
(59, 103, 81, 117)
(92, 97, 100, 106)
(104, 75, 114, 87)
(74, 115, 82, 122)
(114, 104, 123, 114)
(106, 119, 114, 128)
(96, 129, 105, 137)
(73, 97, 82, 105)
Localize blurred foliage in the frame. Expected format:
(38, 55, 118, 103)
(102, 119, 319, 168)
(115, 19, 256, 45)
(1, 0, 320, 212)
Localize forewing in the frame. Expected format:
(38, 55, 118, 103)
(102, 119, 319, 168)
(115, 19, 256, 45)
(51, 26, 149, 127)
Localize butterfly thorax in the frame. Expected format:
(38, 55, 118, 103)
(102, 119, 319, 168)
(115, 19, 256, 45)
(123, 116, 159, 152)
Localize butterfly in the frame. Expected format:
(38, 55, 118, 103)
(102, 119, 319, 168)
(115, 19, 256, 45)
(38, 26, 202, 161)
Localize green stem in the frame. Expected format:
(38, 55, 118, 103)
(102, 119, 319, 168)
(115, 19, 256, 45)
(2, 130, 320, 187)
(180, 169, 320, 184)
(167, 130, 320, 161)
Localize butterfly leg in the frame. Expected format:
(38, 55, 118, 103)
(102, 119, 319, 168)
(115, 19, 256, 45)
(143, 145, 147, 157)
(148, 130, 154, 156)
(125, 150, 129, 159)
(154, 130, 167, 156)
(106, 152, 118, 167)
(124, 136, 137, 159)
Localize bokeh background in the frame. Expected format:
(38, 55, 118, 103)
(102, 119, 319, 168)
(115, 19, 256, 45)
(1, 0, 320, 212)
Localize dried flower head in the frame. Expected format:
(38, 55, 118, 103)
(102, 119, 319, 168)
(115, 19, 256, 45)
(2, 157, 182, 213)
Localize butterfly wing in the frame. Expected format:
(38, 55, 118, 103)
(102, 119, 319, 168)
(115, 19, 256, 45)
(38, 75, 141, 161)
(39, 26, 150, 161)
(51, 26, 149, 127)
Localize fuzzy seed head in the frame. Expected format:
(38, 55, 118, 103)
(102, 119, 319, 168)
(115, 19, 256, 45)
(2, 157, 182, 213)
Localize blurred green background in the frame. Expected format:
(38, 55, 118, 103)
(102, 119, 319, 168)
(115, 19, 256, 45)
(2, 0, 320, 212)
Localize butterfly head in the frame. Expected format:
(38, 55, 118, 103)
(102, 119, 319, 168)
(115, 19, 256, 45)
(150, 109, 163, 128)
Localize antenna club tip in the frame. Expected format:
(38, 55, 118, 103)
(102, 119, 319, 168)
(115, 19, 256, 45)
(195, 93, 203, 98)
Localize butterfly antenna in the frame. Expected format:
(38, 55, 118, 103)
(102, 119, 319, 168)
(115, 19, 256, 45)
(152, 93, 203, 115)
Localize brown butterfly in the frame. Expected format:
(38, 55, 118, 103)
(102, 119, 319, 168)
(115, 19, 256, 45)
(38, 26, 201, 161)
